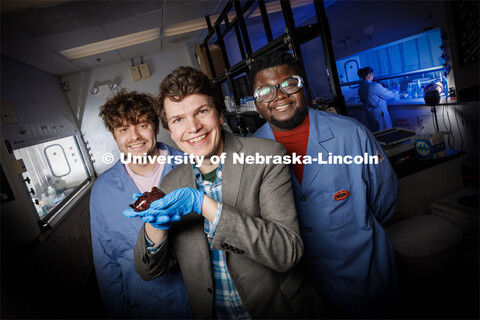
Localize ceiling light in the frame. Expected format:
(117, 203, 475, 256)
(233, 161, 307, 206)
(164, 15, 219, 37)
(164, 0, 314, 38)
(60, 28, 160, 60)
(90, 81, 119, 95)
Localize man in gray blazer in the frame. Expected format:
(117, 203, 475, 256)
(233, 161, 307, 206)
(124, 66, 324, 319)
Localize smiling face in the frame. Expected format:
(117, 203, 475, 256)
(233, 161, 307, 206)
(112, 119, 159, 158)
(253, 64, 308, 131)
(164, 94, 224, 170)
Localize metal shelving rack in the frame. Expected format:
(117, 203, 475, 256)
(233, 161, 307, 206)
(199, 0, 347, 117)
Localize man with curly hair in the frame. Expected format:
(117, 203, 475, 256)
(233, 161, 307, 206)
(90, 89, 190, 319)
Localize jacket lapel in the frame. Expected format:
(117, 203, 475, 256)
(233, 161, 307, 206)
(300, 108, 335, 193)
(161, 164, 196, 192)
(178, 164, 197, 189)
(222, 133, 244, 207)
(164, 162, 214, 318)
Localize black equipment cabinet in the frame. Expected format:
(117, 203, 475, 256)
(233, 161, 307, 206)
(199, 0, 346, 136)
(224, 112, 267, 137)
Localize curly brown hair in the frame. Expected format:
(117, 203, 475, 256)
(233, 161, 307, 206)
(157, 66, 224, 129)
(99, 89, 159, 133)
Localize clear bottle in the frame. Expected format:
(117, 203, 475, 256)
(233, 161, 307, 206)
(46, 186, 56, 208)
(224, 96, 231, 112)
(38, 195, 49, 218)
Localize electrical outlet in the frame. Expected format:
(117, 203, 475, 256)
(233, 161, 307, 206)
(139, 63, 151, 79)
(1, 102, 18, 124)
(130, 65, 141, 81)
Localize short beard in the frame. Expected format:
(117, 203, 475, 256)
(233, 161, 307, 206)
(268, 105, 308, 130)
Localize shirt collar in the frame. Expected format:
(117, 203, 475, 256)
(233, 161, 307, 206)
(306, 107, 334, 143)
(193, 163, 223, 186)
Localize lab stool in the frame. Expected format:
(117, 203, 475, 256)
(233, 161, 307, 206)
(385, 214, 464, 316)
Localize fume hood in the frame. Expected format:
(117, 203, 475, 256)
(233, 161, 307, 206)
(12, 135, 93, 223)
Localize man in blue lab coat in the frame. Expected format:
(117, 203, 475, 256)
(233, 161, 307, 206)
(90, 89, 190, 319)
(249, 51, 399, 316)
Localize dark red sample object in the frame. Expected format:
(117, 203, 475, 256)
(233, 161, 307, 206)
(129, 187, 166, 212)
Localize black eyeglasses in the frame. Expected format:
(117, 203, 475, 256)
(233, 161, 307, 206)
(254, 75, 304, 103)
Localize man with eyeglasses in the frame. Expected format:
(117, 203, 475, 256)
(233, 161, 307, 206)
(249, 50, 400, 317)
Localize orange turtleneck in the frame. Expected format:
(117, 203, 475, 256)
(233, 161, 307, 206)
(272, 115, 310, 185)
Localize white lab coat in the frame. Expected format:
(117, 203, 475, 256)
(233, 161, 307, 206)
(358, 80, 395, 132)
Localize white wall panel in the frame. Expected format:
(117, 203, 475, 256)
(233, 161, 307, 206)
(61, 46, 195, 174)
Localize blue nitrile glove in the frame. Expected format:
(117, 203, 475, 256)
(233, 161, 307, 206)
(123, 206, 182, 230)
(141, 213, 181, 230)
(132, 192, 143, 200)
(123, 187, 203, 228)
(145, 187, 204, 217)
(123, 193, 181, 230)
(121, 193, 144, 220)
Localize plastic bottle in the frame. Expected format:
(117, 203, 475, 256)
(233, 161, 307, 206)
(224, 96, 231, 112)
(46, 186, 56, 207)
(38, 195, 49, 217)
(54, 178, 67, 194)
(394, 86, 400, 100)
(415, 118, 427, 138)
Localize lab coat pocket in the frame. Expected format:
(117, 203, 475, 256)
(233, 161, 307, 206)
(314, 188, 354, 230)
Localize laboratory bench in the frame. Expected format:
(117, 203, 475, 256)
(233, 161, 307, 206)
(392, 148, 464, 178)
(345, 99, 460, 107)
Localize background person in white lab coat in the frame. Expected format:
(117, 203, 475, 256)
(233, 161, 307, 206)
(90, 89, 190, 318)
(357, 67, 395, 132)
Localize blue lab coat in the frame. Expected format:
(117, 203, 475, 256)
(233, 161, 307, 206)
(90, 142, 191, 319)
(358, 80, 395, 132)
(255, 108, 399, 314)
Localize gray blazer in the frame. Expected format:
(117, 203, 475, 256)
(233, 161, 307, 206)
(134, 132, 324, 318)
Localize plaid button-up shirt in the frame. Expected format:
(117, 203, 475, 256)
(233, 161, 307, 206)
(193, 164, 251, 320)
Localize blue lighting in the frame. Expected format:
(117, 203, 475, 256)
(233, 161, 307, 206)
(336, 28, 448, 104)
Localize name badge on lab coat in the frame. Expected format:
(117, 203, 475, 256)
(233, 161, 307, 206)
(333, 189, 350, 201)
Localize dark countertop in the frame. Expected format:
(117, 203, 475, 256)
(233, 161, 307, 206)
(346, 100, 460, 108)
(392, 149, 465, 179)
